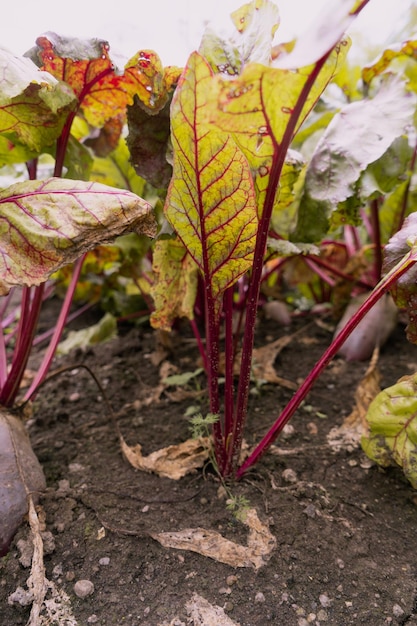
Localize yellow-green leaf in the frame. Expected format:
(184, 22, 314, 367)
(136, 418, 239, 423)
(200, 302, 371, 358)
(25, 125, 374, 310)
(209, 41, 349, 216)
(362, 39, 417, 84)
(165, 52, 258, 316)
(0, 47, 76, 152)
(150, 238, 199, 331)
(362, 373, 417, 489)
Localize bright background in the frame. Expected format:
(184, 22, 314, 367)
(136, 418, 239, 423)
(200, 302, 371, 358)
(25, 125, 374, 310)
(1, 0, 415, 66)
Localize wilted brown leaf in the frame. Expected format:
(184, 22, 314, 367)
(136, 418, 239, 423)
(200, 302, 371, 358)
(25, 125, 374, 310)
(151, 507, 276, 569)
(120, 436, 210, 480)
(185, 593, 241, 626)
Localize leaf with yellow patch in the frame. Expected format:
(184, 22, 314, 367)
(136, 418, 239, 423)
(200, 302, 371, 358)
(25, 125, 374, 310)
(0, 177, 156, 295)
(150, 238, 199, 331)
(208, 41, 349, 217)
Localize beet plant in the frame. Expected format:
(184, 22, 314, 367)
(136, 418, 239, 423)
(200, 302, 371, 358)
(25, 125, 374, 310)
(144, 0, 417, 480)
(0, 37, 160, 555)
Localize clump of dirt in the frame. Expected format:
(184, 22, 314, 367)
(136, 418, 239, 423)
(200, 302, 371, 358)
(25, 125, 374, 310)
(1, 310, 417, 625)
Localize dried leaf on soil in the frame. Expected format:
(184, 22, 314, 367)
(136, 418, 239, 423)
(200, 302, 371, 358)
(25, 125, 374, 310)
(186, 593, 241, 625)
(120, 436, 210, 480)
(327, 348, 381, 452)
(9, 498, 78, 626)
(151, 507, 276, 569)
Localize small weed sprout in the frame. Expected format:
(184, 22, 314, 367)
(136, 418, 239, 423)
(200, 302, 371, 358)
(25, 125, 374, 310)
(189, 412, 251, 521)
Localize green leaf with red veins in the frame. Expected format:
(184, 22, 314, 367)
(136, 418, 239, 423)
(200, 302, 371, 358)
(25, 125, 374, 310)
(0, 47, 76, 152)
(0, 177, 156, 295)
(208, 41, 348, 218)
(270, 149, 305, 238)
(150, 238, 199, 331)
(165, 52, 258, 317)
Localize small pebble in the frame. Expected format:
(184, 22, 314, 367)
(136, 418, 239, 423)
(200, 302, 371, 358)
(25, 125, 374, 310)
(69, 463, 86, 473)
(99, 557, 110, 566)
(281, 424, 295, 439)
(74, 580, 95, 598)
(226, 575, 238, 586)
(319, 594, 331, 607)
(255, 592, 265, 603)
(87, 616, 99, 624)
(393, 604, 405, 617)
(336, 558, 345, 569)
(8, 586, 33, 607)
(282, 468, 298, 483)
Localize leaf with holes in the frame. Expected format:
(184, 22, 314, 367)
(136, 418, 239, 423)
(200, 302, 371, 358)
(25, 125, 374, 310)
(165, 52, 258, 317)
(208, 40, 349, 218)
(28, 33, 130, 128)
(0, 177, 156, 295)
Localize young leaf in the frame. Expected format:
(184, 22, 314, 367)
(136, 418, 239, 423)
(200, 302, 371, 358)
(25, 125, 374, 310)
(0, 177, 156, 295)
(199, 0, 280, 74)
(150, 238, 199, 331)
(0, 47, 76, 152)
(362, 372, 417, 489)
(165, 52, 258, 315)
(0, 409, 46, 556)
(124, 51, 181, 114)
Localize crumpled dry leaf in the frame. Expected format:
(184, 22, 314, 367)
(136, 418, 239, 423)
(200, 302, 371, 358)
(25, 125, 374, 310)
(151, 507, 276, 569)
(8, 497, 78, 626)
(186, 593, 241, 626)
(327, 347, 381, 452)
(120, 436, 210, 480)
(160, 593, 241, 626)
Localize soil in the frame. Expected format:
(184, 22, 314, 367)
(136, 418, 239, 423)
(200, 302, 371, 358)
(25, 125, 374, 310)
(2, 304, 417, 626)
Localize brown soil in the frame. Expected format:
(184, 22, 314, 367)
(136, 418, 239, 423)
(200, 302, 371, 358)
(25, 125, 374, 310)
(2, 307, 417, 626)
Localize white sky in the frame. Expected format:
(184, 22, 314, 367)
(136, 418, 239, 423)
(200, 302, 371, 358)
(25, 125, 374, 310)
(1, 0, 415, 66)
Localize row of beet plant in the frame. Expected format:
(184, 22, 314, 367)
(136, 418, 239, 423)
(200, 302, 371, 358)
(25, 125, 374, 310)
(0, 0, 416, 496)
